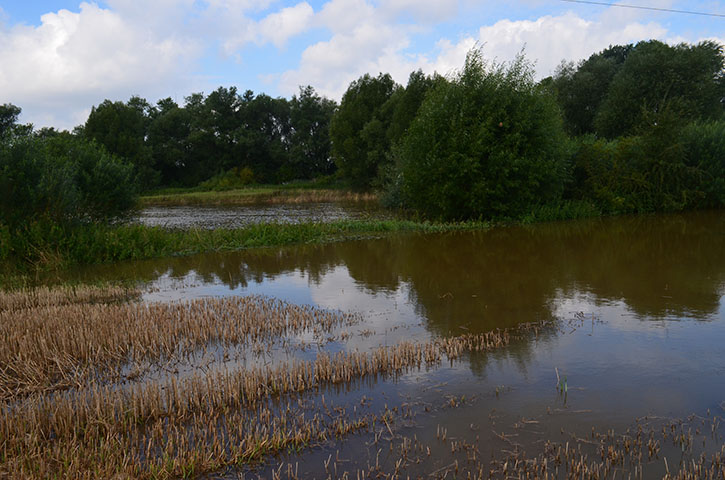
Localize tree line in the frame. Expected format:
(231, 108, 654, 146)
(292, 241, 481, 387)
(1, 39, 724, 230)
(331, 39, 725, 218)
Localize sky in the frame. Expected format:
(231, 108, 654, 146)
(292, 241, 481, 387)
(1, 0, 723, 130)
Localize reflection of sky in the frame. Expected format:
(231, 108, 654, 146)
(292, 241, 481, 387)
(135, 204, 384, 229)
(138, 225, 725, 426)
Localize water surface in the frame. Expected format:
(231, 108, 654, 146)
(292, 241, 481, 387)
(135, 202, 384, 229)
(71, 211, 725, 477)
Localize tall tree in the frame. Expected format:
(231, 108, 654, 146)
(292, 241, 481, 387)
(84, 97, 157, 189)
(330, 73, 400, 189)
(288, 86, 337, 179)
(595, 40, 725, 138)
(549, 44, 631, 135)
(0, 104, 22, 137)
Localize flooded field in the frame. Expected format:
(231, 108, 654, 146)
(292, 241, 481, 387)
(4, 211, 725, 478)
(135, 202, 385, 229)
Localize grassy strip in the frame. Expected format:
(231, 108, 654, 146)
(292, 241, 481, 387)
(0, 219, 489, 271)
(139, 187, 377, 207)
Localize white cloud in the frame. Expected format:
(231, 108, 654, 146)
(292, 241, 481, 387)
(379, 0, 459, 22)
(0, 2, 200, 129)
(473, 13, 667, 77)
(278, 7, 674, 100)
(255, 2, 315, 48)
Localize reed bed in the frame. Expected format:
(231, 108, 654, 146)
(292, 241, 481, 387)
(0, 295, 361, 398)
(1, 317, 523, 479)
(140, 189, 378, 207)
(0, 283, 139, 312)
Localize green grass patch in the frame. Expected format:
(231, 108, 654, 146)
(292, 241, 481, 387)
(0, 219, 489, 272)
(519, 200, 603, 224)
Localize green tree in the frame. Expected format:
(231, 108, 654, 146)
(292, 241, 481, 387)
(548, 44, 631, 135)
(84, 97, 157, 189)
(147, 98, 193, 185)
(0, 103, 22, 137)
(595, 40, 725, 138)
(386, 70, 438, 144)
(395, 49, 569, 220)
(330, 73, 400, 189)
(0, 132, 137, 228)
(288, 86, 337, 179)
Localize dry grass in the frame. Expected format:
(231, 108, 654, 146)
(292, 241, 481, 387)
(0, 294, 361, 398)
(0, 283, 138, 312)
(140, 189, 378, 207)
(0, 286, 533, 479)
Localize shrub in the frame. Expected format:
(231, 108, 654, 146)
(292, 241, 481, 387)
(680, 120, 725, 208)
(568, 111, 718, 213)
(0, 132, 137, 229)
(393, 48, 569, 220)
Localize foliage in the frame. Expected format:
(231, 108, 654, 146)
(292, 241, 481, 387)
(595, 40, 725, 138)
(680, 119, 725, 208)
(386, 70, 439, 144)
(330, 73, 400, 189)
(549, 40, 725, 138)
(0, 104, 22, 137)
(84, 97, 158, 189)
(394, 48, 569, 220)
(198, 167, 256, 191)
(0, 130, 137, 229)
(0, 219, 490, 269)
(548, 45, 631, 135)
(288, 86, 338, 180)
(567, 111, 724, 213)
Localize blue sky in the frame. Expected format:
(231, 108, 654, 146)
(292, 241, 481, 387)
(1, 0, 723, 129)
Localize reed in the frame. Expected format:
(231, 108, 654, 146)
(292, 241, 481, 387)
(0, 294, 361, 398)
(0, 283, 138, 312)
(0, 288, 533, 479)
(139, 188, 378, 207)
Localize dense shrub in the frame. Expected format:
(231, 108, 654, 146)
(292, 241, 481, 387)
(393, 49, 569, 220)
(680, 120, 725, 208)
(568, 112, 724, 213)
(0, 132, 137, 229)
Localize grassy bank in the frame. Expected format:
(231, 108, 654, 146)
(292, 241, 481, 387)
(140, 186, 377, 207)
(0, 219, 489, 272)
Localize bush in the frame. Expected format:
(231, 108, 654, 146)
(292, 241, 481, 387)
(0, 132, 137, 229)
(393, 48, 569, 220)
(680, 120, 725, 208)
(198, 167, 256, 191)
(568, 110, 719, 213)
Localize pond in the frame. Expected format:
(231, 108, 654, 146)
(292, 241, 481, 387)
(22, 210, 725, 478)
(135, 202, 385, 229)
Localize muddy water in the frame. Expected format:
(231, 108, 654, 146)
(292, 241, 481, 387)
(73, 211, 725, 478)
(135, 202, 384, 229)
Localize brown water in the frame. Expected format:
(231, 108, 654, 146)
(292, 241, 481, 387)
(68, 211, 725, 478)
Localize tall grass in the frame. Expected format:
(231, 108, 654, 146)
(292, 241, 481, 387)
(0, 219, 490, 271)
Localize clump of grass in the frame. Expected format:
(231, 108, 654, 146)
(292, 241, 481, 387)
(520, 200, 602, 224)
(1, 219, 490, 271)
(0, 294, 361, 398)
(0, 283, 138, 312)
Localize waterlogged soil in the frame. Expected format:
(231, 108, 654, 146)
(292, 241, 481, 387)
(135, 202, 386, 229)
(54, 211, 725, 478)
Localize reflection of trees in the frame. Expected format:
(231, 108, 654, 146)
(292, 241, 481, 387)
(68, 211, 725, 334)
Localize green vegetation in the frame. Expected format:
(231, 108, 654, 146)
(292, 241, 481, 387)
(0, 219, 489, 270)
(1, 40, 724, 275)
(393, 51, 569, 220)
(0, 130, 137, 229)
